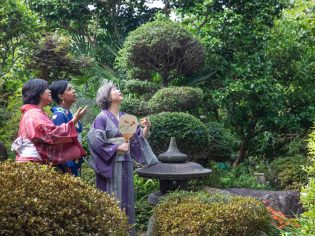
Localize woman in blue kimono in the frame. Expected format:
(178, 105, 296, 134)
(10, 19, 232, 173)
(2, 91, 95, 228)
(87, 81, 159, 235)
(49, 80, 84, 176)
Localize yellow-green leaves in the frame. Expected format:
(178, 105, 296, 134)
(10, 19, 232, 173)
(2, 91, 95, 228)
(0, 161, 129, 235)
(153, 191, 272, 236)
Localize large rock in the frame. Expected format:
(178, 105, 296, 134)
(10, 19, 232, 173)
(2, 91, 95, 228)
(0, 141, 8, 161)
(204, 187, 303, 217)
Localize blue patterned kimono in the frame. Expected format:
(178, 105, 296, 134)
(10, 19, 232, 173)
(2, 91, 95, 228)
(51, 106, 84, 176)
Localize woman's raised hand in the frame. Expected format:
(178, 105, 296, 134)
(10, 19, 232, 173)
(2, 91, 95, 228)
(140, 117, 151, 128)
(72, 106, 88, 124)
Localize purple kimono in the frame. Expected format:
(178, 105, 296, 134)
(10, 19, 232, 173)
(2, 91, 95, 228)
(87, 110, 159, 235)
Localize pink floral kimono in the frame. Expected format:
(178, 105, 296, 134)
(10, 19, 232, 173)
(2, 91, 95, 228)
(12, 104, 86, 164)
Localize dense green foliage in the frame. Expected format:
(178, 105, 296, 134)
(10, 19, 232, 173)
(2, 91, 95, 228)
(148, 86, 203, 114)
(149, 112, 208, 158)
(1, 0, 313, 166)
(0, 93, 21, 158)
(172, 0, 314, 166)
(0, 0, 41, 78)
(0, 162, 129, 235)
(202, 122, 239, 162)
(28, 33, 90, 82)
(189, 161, 270, 190)
(27, 0, 159, 67)
(1, 0, 314, 233)
(133, 174, 159, 231)
(153, 191, 273, 236)
(120, 97, 150, 117)
(279, 127, 315, 235)
(115, 19, 205, 86)
(269, 155, 308, 191)
(80, 161, 95, 187)
(266, 0, 315, 132)
(0, 0, 42, 111)
(297, 128, 315, 235)
(122, 79, 159, 99)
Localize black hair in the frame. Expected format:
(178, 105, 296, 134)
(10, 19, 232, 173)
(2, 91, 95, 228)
(49, 80, 69, 104)
(22, 79, 49, 105)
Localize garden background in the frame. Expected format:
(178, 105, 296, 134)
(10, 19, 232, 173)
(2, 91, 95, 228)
(0, 0, 315, 235)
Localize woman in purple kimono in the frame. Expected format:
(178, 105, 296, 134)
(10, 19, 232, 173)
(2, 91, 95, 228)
(87, 81, 159, 235)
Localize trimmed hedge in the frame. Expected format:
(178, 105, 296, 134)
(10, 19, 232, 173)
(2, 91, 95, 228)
(0, 162, 129, 235)
(120, 96, 150, 116)
(148, 86, 203, 114)
(149, 112, 208, 157)
(153, 191, 273, 236)
(122, 79, 159, 99)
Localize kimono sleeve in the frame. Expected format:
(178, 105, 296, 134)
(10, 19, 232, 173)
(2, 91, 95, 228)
(130, 125, 159, 165)
(87, 115, 120, 163)
(51, 111, 67, 126)
(26, 113, 78, 144)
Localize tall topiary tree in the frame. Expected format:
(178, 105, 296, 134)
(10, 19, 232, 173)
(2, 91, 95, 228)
(115, 19, 205, 86)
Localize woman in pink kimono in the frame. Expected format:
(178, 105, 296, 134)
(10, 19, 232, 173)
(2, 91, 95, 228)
(11, 78, 87, 164)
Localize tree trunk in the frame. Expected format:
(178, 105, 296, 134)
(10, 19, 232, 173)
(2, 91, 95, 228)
(161, 71, 169, 87)
(163, 0, 171, 17)
(233, 139, 248, 167)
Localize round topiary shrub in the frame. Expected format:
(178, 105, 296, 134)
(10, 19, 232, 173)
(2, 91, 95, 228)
(148, 86, 203, 114)
(115, 19, 204, 86)
(268, 155, 308, 191)
(122, 79, 159, 99)
(153, 191, 273, 236)
(120, 96, 150, 116)
(0, 162, 129, 235)
(148, 112, 208, 157)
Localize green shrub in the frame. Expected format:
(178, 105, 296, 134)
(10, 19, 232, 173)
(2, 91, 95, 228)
(134, 173, 159, 201)
(148, 86, 203, 114)
(280, 129, 315, 235)
(153, 191, 272, 236)
(148, 112, 208, 157)
(202, 122, 239, 162)
(188, 162, 270, 190)
(122, 79, 159, 99)
(0, 93, 22, 159)
(269, 155, 308, 191)
(0, 161, 129, 235)
(135, 199, 154, 232)
(80, 161, 95, 187)
(298, 128, 315, 235)
(248, 131, 307, 161)
(133, 174, 158, 231)
(120, 96, 150, 116)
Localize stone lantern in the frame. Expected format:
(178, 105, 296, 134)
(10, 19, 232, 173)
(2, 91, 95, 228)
(136, 137, 211, 205)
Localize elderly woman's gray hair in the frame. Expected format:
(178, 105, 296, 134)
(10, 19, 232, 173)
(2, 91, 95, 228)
(96, 81, 115, 109)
